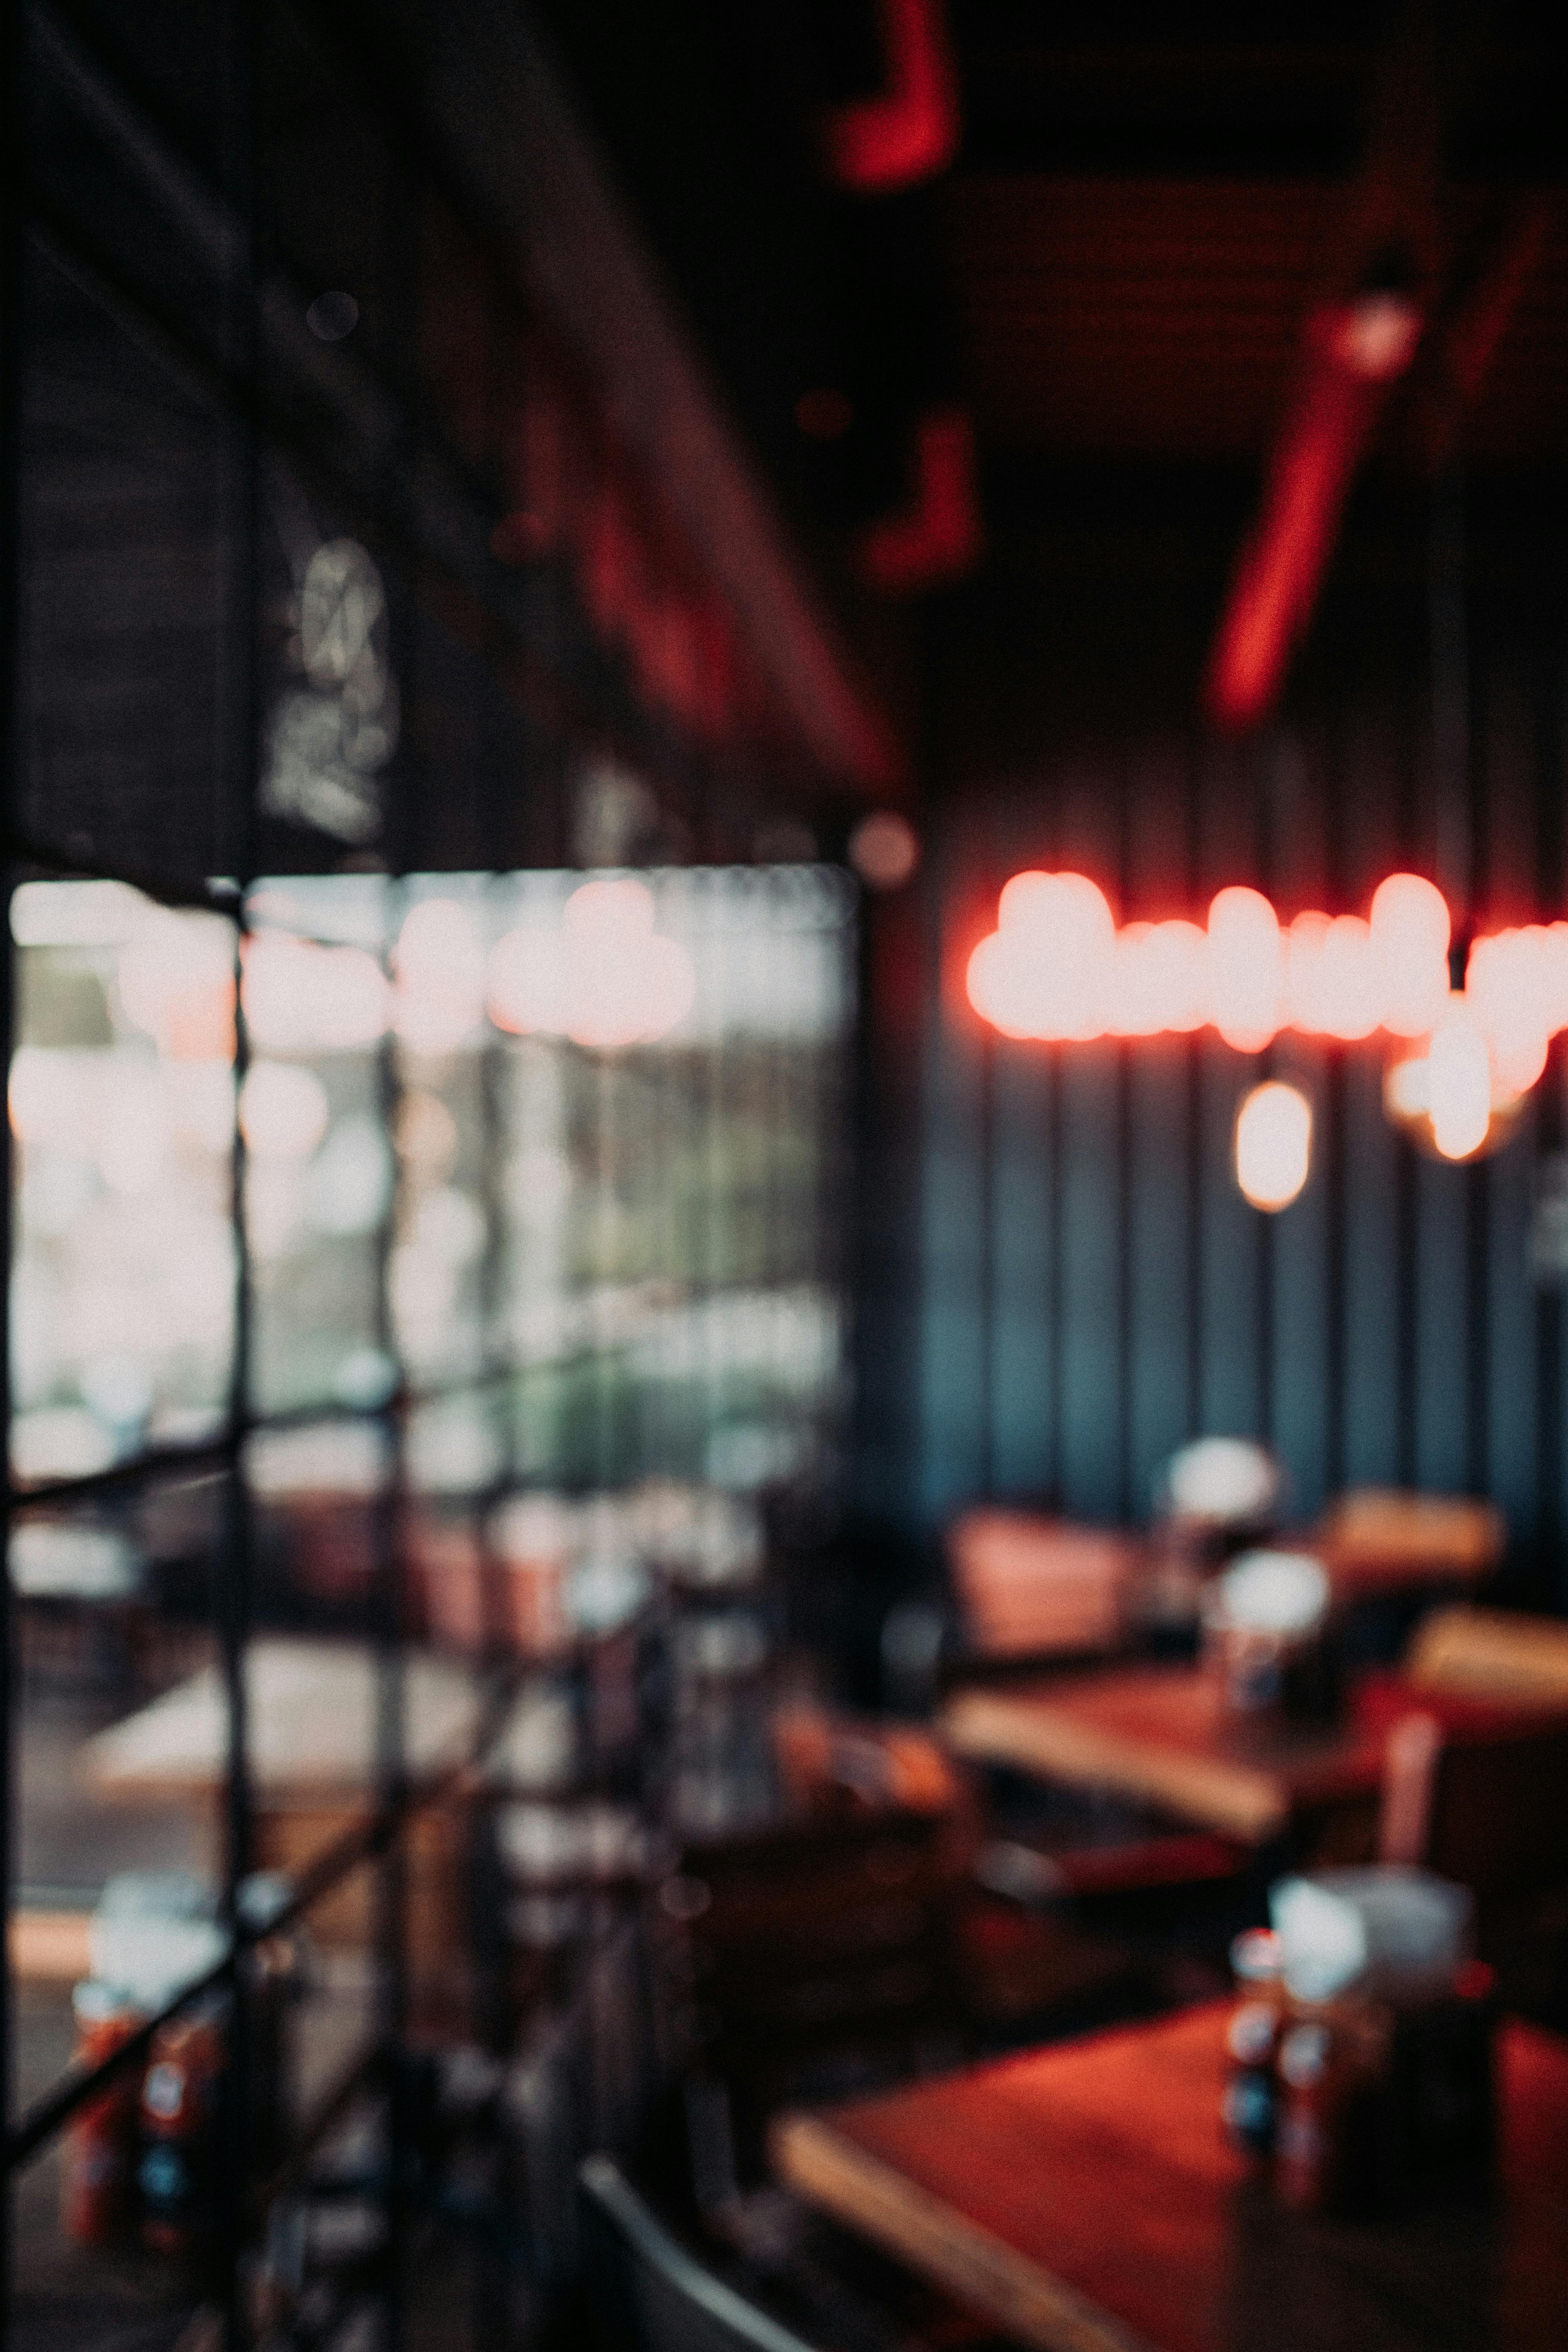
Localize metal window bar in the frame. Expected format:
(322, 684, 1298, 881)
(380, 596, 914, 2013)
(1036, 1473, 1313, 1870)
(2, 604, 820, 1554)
(2, 867, 856, 2252)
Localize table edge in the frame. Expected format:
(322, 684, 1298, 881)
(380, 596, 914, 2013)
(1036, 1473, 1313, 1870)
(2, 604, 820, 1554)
(770, 2108, 1159, 2352)
(940, 1688, 1288, 1840)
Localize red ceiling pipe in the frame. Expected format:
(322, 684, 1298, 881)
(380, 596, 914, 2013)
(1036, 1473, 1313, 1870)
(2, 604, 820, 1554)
(824, 0, 960, 193)
(1204, 294, 1420, 732)
(856, 406, 982, 594)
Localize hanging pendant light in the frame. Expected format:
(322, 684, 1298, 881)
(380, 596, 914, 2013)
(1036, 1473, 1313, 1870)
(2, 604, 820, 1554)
(1235, 1080, 1313, 1210)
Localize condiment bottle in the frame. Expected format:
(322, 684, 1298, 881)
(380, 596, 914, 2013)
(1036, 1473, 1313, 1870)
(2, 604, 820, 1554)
(61, 1981, 145, 2246)
(138, 2004, 225, 2255)
(1221, 1928, 1285, 2156)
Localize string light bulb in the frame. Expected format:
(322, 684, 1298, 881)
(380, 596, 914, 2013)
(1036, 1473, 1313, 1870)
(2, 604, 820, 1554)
(962, 870, 1548, 1168)
(1382, 991, 1530, 1164)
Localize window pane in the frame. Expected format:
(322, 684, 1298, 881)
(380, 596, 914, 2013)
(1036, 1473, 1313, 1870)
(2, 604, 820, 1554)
(243, 878, 393, 1419)
(18, 245, 227, 886)
(9, 882, 237, 1481)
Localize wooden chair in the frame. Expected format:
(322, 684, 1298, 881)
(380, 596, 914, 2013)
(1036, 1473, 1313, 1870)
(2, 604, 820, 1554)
(1315, 1490, 1505, 1601)
(667, 1808, 964, 2086)
(1378, 1700, 1568, 2001)
(654, 1752, 972, 2192)
(1380, 1605, 1568, 1913)
(580, 2156, 1015, 2352)
(1404, 1605, 1568, 1703)
(945, 1510, 1134, 1669)
(959, 1807, 1250, 2035)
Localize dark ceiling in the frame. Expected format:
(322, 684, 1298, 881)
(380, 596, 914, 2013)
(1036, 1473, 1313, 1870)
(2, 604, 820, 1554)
(946, 174, 1568, 466)
(537, 3, 1568, 535)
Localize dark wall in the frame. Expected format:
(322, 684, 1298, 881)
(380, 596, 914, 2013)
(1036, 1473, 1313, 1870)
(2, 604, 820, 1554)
(855, 469, 1568, 1606)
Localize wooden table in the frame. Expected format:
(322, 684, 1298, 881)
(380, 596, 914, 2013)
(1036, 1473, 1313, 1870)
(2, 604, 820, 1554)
(774, 2001, 1568, 2352)
(941, 1666, 1563, 1843)
(81, 1636, 482, 1799)
(81, 1638, 484, 1998)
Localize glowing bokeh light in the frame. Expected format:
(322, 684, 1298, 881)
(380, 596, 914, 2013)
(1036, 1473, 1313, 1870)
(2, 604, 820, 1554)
(1207, 887, 1284, 1052)
(966, 870, 1116, 1041)
(395, 897, 486, 1054)
(1383, 1006, 1531, 1167)
(1369, 873, 1450, 1037)
(1466, 928, 1550, 1098)
(965, 869, 1548, 1119)
(1107, 923, 1164, 1037)
(1106, 919, 1210, 1036)
(1287, 911, 1380, 1040)
(486, 925, 567, 1037)
(118, 917, 236, 1060)
(9, 1049, 91, 1147)
(1428, 997, 1494, 1161)
(239, 1063, 331, 1162)
(1234, 1081, 1312, 1211)
(562, 878, 696, 1048)
(487, 878, 695, 1050)
(848, 809, 920, 891)
(243, 935, 389, 1054)
(965, 865, 1565, 1164)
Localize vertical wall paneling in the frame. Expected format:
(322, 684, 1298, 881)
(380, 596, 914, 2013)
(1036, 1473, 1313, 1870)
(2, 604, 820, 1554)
(1270, 1035, 1332, 1517)
(988, 776, 1063, 1507)
(883, 506, 1568, 1611)
(991, 1034, 1056, 1498)
(1196, 738, 1263, 1438)
(918, 799, 991, 1518)
(1059, 1040, 1122, 1517)
(1414, 1152, 1470, 1491)
(1128, 1040, 1195, 1511)
(1337, 700, 1409, 1489)
(852, 871, 925, 1531)
(1488, 1113, 1535, 1529)
(1125, 743, 1197, 1512)
(1057, 759, 1124, 1517)
(1484, 675, 1540, 1527)
(977, 1024, 997, 1491)
(899, 687, 1568, 1595)
(1341, 1045, 1403, 1485)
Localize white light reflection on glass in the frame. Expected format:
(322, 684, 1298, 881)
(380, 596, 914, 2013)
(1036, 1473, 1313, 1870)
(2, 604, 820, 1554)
(9, 886, 238, 1476)
(487, 877, 696, 1050)
(10, 870, 853, 1518)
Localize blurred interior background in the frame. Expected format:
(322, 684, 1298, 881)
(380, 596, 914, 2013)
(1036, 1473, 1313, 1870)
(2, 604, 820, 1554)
(5, 6, 1568, 2350)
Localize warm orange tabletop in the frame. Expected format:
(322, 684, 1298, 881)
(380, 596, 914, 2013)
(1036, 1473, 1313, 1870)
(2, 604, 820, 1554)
(772, 2002, 1568, 2352)
(940, 1665, 1563, 1842)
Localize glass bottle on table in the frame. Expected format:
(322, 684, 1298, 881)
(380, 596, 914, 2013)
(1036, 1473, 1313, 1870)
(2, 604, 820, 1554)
(61, 1981, 145, 2246)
